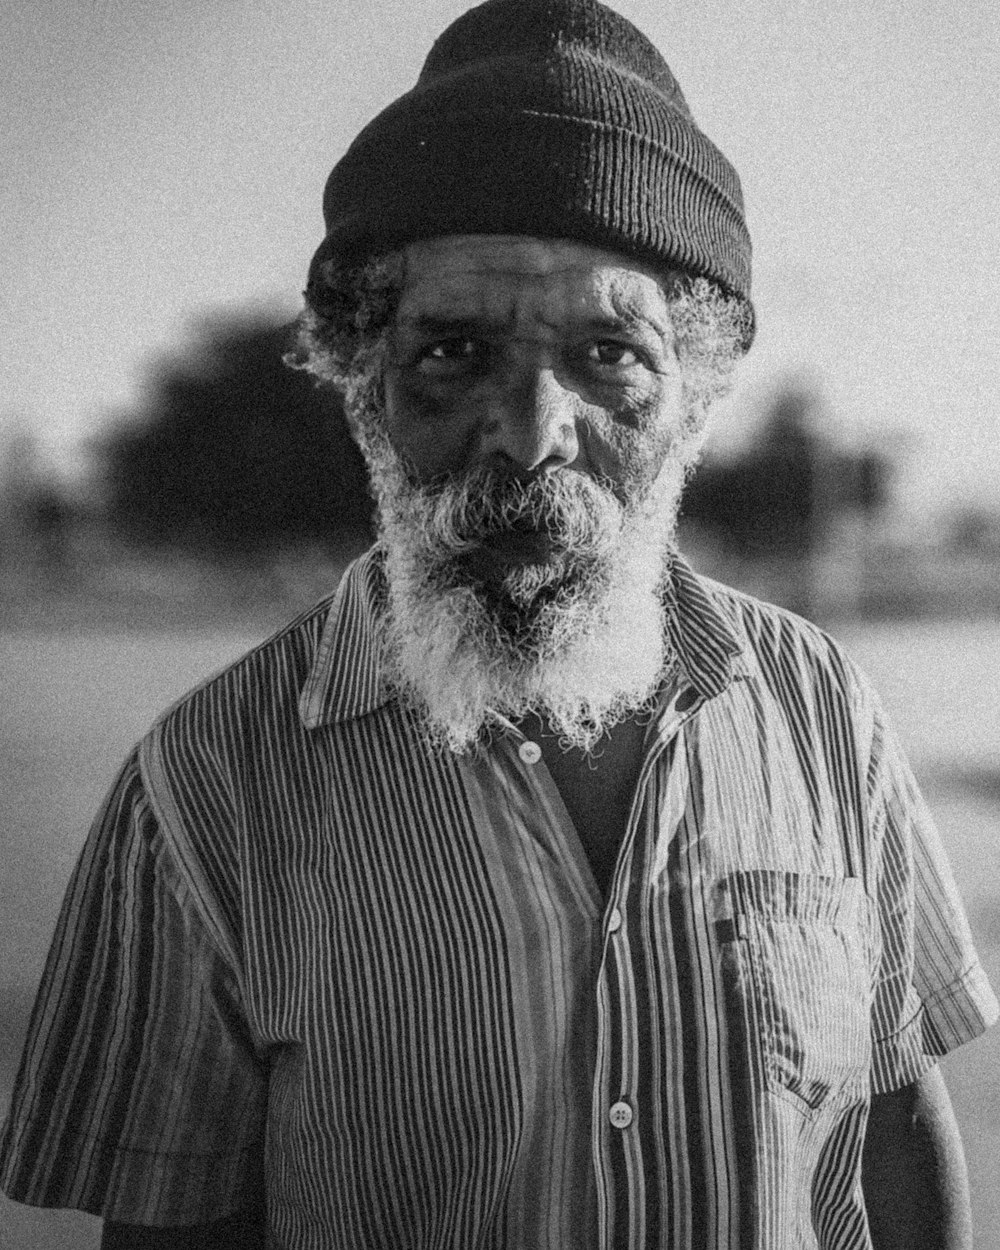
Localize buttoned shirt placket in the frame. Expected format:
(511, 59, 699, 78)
(498, 674, 718, 1250)
(590, 682, 711, 1250)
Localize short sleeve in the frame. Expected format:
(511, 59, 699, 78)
(0, 749, 268, 1224)
(866, 703, 998, 1093)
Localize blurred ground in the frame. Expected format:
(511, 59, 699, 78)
(1, 569, 998, 1248)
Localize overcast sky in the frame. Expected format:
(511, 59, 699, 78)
(2, 0, 998, 523)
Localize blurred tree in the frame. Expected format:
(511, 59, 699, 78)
(97, 317, 374, 554)
(944, 507, 1000, 555)
(683, 381, 891, 558)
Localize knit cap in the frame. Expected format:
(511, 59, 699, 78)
(306, 0, 752, 317)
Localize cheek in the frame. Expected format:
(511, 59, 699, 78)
(383, 372, 478, 480)
(584, 387, 685, 495)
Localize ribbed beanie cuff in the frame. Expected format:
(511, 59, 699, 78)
(307, 0, 752, 318)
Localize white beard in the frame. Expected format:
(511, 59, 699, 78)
(363, 431, 687, 755)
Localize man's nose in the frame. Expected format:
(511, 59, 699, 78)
(482, 367, 580, 473)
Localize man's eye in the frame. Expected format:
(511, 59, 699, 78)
(587, 341, 644, 369)
(418, 338, 482, 369)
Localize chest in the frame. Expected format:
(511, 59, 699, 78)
(237, 710, 875, 1248)
(531, 718, 649, 897)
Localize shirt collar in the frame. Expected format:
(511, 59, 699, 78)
(663, 553, 751, 699)
(298, 546, 392, 728)
(299, 545, 749, 729)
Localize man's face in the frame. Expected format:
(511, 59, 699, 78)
(352, 234, 698, 752)
(382, 235, 688, 595)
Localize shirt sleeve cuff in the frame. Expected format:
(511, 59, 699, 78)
(0, 1117, 263, 1226)
(871, 961, 999, 1095)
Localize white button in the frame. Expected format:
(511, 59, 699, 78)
(607, 907, 623, 933)
(609, 1101, 633, 1130)
(518, 740, 542, 765)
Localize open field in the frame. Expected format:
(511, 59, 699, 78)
(2, 617, 998, 1248)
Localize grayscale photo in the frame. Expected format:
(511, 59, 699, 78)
(1, 1, 998, 1247)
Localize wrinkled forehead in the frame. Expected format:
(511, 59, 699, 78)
(395, 234, 675, 336)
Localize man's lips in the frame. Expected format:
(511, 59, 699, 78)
(456, 529, 559, 580)
(482, 527, 555, 557)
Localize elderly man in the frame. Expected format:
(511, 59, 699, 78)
(1, 2, 995, 1248)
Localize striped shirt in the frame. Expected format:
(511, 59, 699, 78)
(1, 548, 995, 1249)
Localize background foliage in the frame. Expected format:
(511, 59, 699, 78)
(98, 318, 374, 555)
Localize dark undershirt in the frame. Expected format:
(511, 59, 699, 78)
(518, 712, 650, 900)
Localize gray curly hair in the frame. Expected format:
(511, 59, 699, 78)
(288, 250, 752, 447)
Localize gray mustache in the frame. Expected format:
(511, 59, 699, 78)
(423, 470, 622, 552)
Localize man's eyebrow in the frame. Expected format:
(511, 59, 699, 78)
(581, 311, 671, 338)
(395, 311, 671, 338)
(606, 293, 673, 337)
(394, 314, 500, 336)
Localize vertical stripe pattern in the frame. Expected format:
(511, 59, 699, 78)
(1, 548, 996, 1248)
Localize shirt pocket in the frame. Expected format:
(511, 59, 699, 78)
(716, 870, 874, 1116)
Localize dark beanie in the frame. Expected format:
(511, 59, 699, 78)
(306, 0, 752, 314)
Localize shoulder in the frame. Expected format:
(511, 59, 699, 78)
(134, 548, 386, 812)
(144, 592, 336, 768)
(690, 575, 882, 752)
(121, 578, 356, 940)
(706, 576, 872, 693)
